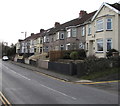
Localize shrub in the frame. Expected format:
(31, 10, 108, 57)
(63, 51, 71, 59)
(77, 49, 86, 59)
(70, 51, 79, 60)
(106, 49, 119, 57)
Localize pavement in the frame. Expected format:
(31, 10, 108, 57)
(9, 61, 81, 82)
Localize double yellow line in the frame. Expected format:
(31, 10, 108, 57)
(36, 71, 120, 84)
(0, 92, 12, 106)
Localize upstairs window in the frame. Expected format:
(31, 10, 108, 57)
(96, 19, 103, 31)
(44, 36, 46, 43)
(72, 28, 77, 37)
(46, 37, 49, 43)
(88, 24, 91, 35)
(56, 32, 59, 40)
(81, 27, 85, 36)
(40, 39, 43, 44)
(106, 18, 112, 30)
(67, 29, 71, 38)
(60, 33, 64, 39)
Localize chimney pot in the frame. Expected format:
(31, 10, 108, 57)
(79, 10, 87, 18)
(54, 22, 60, 28)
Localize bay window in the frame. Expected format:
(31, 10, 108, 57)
(97, 39, 103, 52)
(106, 18, 112, 30)
(107, 39, 112, 51)
(96, 19, 103, 31)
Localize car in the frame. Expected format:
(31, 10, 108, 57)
(2, 56, 9, 61)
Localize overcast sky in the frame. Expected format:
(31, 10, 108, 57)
(0, 0, 119, 45)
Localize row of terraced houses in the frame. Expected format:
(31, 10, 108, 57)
(16, 2, 120, 58)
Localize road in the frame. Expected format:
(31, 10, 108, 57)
(0, 60, 119, 104)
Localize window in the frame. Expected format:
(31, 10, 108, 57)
(107, 39, 112, 51)
(66, 43, 70, 50)
(60, 45, 64, 50)
(56, 32, 59, 40)
(55, 46, 59, 50)
(46, 37, 49, 43)
(72, 28, 77, 37)
(79, 43, 85, 49)
(67, 29, 71, 37)
(88, 24, 91, 35)
(44, 36, 46, 43)
(97, 39, 103, 52)
(71, 43, 77, 50)
(60, 33, 64, 39)
(96, 19, 103, 31)
(51, 37, 54, 42)
(40, 39, 43, 44)
(106, 18, 112, 30)
(86, 43, 88, 50)
(82, 27, 85, 36)
(40, 47, 42, 54)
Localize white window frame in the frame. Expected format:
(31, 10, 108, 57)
(44, 36, 46, 43)
(79, 42, 85, 49)
(66, 43, 70, 50)
(60, 33, 64, 39)
(88, 24, 91, 35)
(60, 45, 64, 50)
(46, 37, 49, 43)
(106, 18, 112, 30)
(67, 29, 71, 38)
(106, 38, 112, 51)
(96, 19, 104, 31)
(72, 28, 77, 37)
(56, 32, 59, 40)
(81, 27, 85, 36)
(96, 39, 103, 52)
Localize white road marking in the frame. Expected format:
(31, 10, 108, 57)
(2, 64, 31, 81)
(38, 83, 77, 100)
(2, 64, 76, 100)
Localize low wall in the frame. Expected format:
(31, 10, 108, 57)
(17, 59, 24, 63)
(24, 58, 30, 64)
(48, 62, 76, 75)
(38, 59, 49, 69)
(29, 60, 37, 66)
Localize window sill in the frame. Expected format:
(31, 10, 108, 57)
(95, 51, 104, 53)
(88, 34, 92, 36)
(106, 29, 113, 31)
(96, 30, 104, 33)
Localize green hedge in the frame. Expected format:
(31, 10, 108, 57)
(77, 56, 120, 77)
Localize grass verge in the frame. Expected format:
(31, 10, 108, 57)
(80, 67, 120, 80)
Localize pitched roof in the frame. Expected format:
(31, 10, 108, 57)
(44, 11, 96, 36)
(108, 3, 120, 11)
(92, 2, 120, 21)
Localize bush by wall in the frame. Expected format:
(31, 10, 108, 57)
(77, 57, 120, 77)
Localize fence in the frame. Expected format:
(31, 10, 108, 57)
(48, 61, 77, 75)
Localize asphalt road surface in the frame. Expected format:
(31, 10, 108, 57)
(0, 60, 119, 104)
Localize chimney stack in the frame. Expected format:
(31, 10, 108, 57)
(54, 22, 60, 28)
(40, 29, 45, 33)
(31, 33, 34, 36)
(79, 10, 87, 18)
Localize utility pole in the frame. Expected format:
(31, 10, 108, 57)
(21, 32, 27, 39)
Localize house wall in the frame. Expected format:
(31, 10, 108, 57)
(118, 14, 120, 53)
(86, 5, 120, 58)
